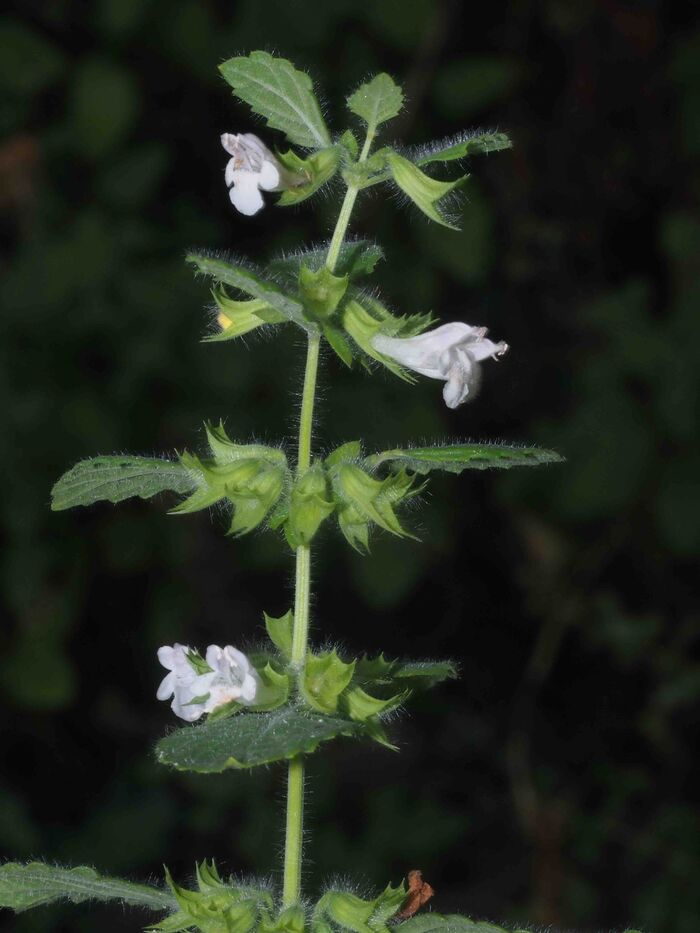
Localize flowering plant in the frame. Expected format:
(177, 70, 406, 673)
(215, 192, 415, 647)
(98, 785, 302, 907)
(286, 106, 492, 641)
(1, 51, 623, 933)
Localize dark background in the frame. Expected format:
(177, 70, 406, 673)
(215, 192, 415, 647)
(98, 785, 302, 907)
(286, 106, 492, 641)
(1, 1, 699, 931)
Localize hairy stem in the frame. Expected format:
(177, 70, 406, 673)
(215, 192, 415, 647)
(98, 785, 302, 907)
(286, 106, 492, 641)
(282, 128, 373, 906)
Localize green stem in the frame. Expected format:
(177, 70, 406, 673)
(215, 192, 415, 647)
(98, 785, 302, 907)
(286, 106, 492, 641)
(325, 130, 374, 274)
(282, 127, 373, 907)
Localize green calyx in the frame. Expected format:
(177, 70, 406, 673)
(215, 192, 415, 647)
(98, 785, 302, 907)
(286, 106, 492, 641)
(276, 148, 341, 206)
(299, 265, 349, 321)
(150, 863, 272, 933)
(341, 297, 433, 379)
(171, 423, 288, 537)
(313, 883, 407, 933)
(287, 463, 335, 546)
(301, 650, 356, 715)
(208, 289, 287, 343)
(331, 462, 420, 553)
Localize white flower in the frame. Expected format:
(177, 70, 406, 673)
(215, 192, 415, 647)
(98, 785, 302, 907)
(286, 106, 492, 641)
(372, 322, 509, 409)
(156, 643, 263, 722)
(200, 644, 262, 713)
(221, 133, 299, 217)
(156, 644, 211, 722)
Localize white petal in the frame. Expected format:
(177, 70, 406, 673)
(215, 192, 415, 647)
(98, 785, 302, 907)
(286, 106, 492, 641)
(156, 671, 175, 701)
(229, 175, 265, 216)
(223, 646, 251, 673)
(221, 133, 241, 156)
(172, 696, 205, 722)
(157, 646, 176, 671)
(224, 158, 237, 187)
(238, 671, 260, 704)
(257, 159, 280, 191)
(205, 644, 224, 672)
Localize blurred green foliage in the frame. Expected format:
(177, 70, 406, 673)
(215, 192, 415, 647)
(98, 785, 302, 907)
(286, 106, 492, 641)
(1, 2, 699, 932)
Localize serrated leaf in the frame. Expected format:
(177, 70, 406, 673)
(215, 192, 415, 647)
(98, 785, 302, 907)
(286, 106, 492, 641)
(414, 130, 513, 166)
(386, 152, 465, 229)
(347, 74, 404, 135)
(355, 656, 457, 692)
(397, 915, 511, 933)
(156, 707, 365, 772)
(219, 52, 330, 149)
(51, 457, 195, 511)
(365, 444, 564, 475)
(187, 252, 314, 334)
(0, 862, 174, 914)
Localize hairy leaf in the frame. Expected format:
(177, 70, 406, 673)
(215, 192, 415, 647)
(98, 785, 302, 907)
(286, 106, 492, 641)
(365, 444, 564, 475)
(0, 862, 174, 914)
(156, 707, 365, 772)
(219, 52, 330, 149)
(187, 252, 313, 333)
(347, 74, 404, 134)
(51, 457, 195, 511)
(414, 130, 513, 166)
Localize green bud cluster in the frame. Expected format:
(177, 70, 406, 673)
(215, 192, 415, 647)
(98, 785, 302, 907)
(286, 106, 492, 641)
(269, 441, 422, 552)
(171, 423, 288, 537)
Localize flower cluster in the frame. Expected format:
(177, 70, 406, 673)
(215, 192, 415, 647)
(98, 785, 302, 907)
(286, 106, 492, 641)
(157, 643, 262, 721)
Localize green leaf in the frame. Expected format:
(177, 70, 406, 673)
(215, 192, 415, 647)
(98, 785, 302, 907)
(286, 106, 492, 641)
(0, 862, 174, 914)
(264, 610, 294, 658)
(187, 252, 314, 334)
(356, 656, 458, 692)
(51, 457, 195, 511)
(338, 130, 359, 160)
(386, 152, 465, 229)
(397, 915, 511, 933)
(365, 444, 564, 474)
(323, 323, 354, 367)
(414, 130, 513, 166)
(299, 265, 349, 320)
(347, 73, 404, 135)
(277, 148, 340, 206)
(219, 51, 331, 149)
(156, 707, 365, 772)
